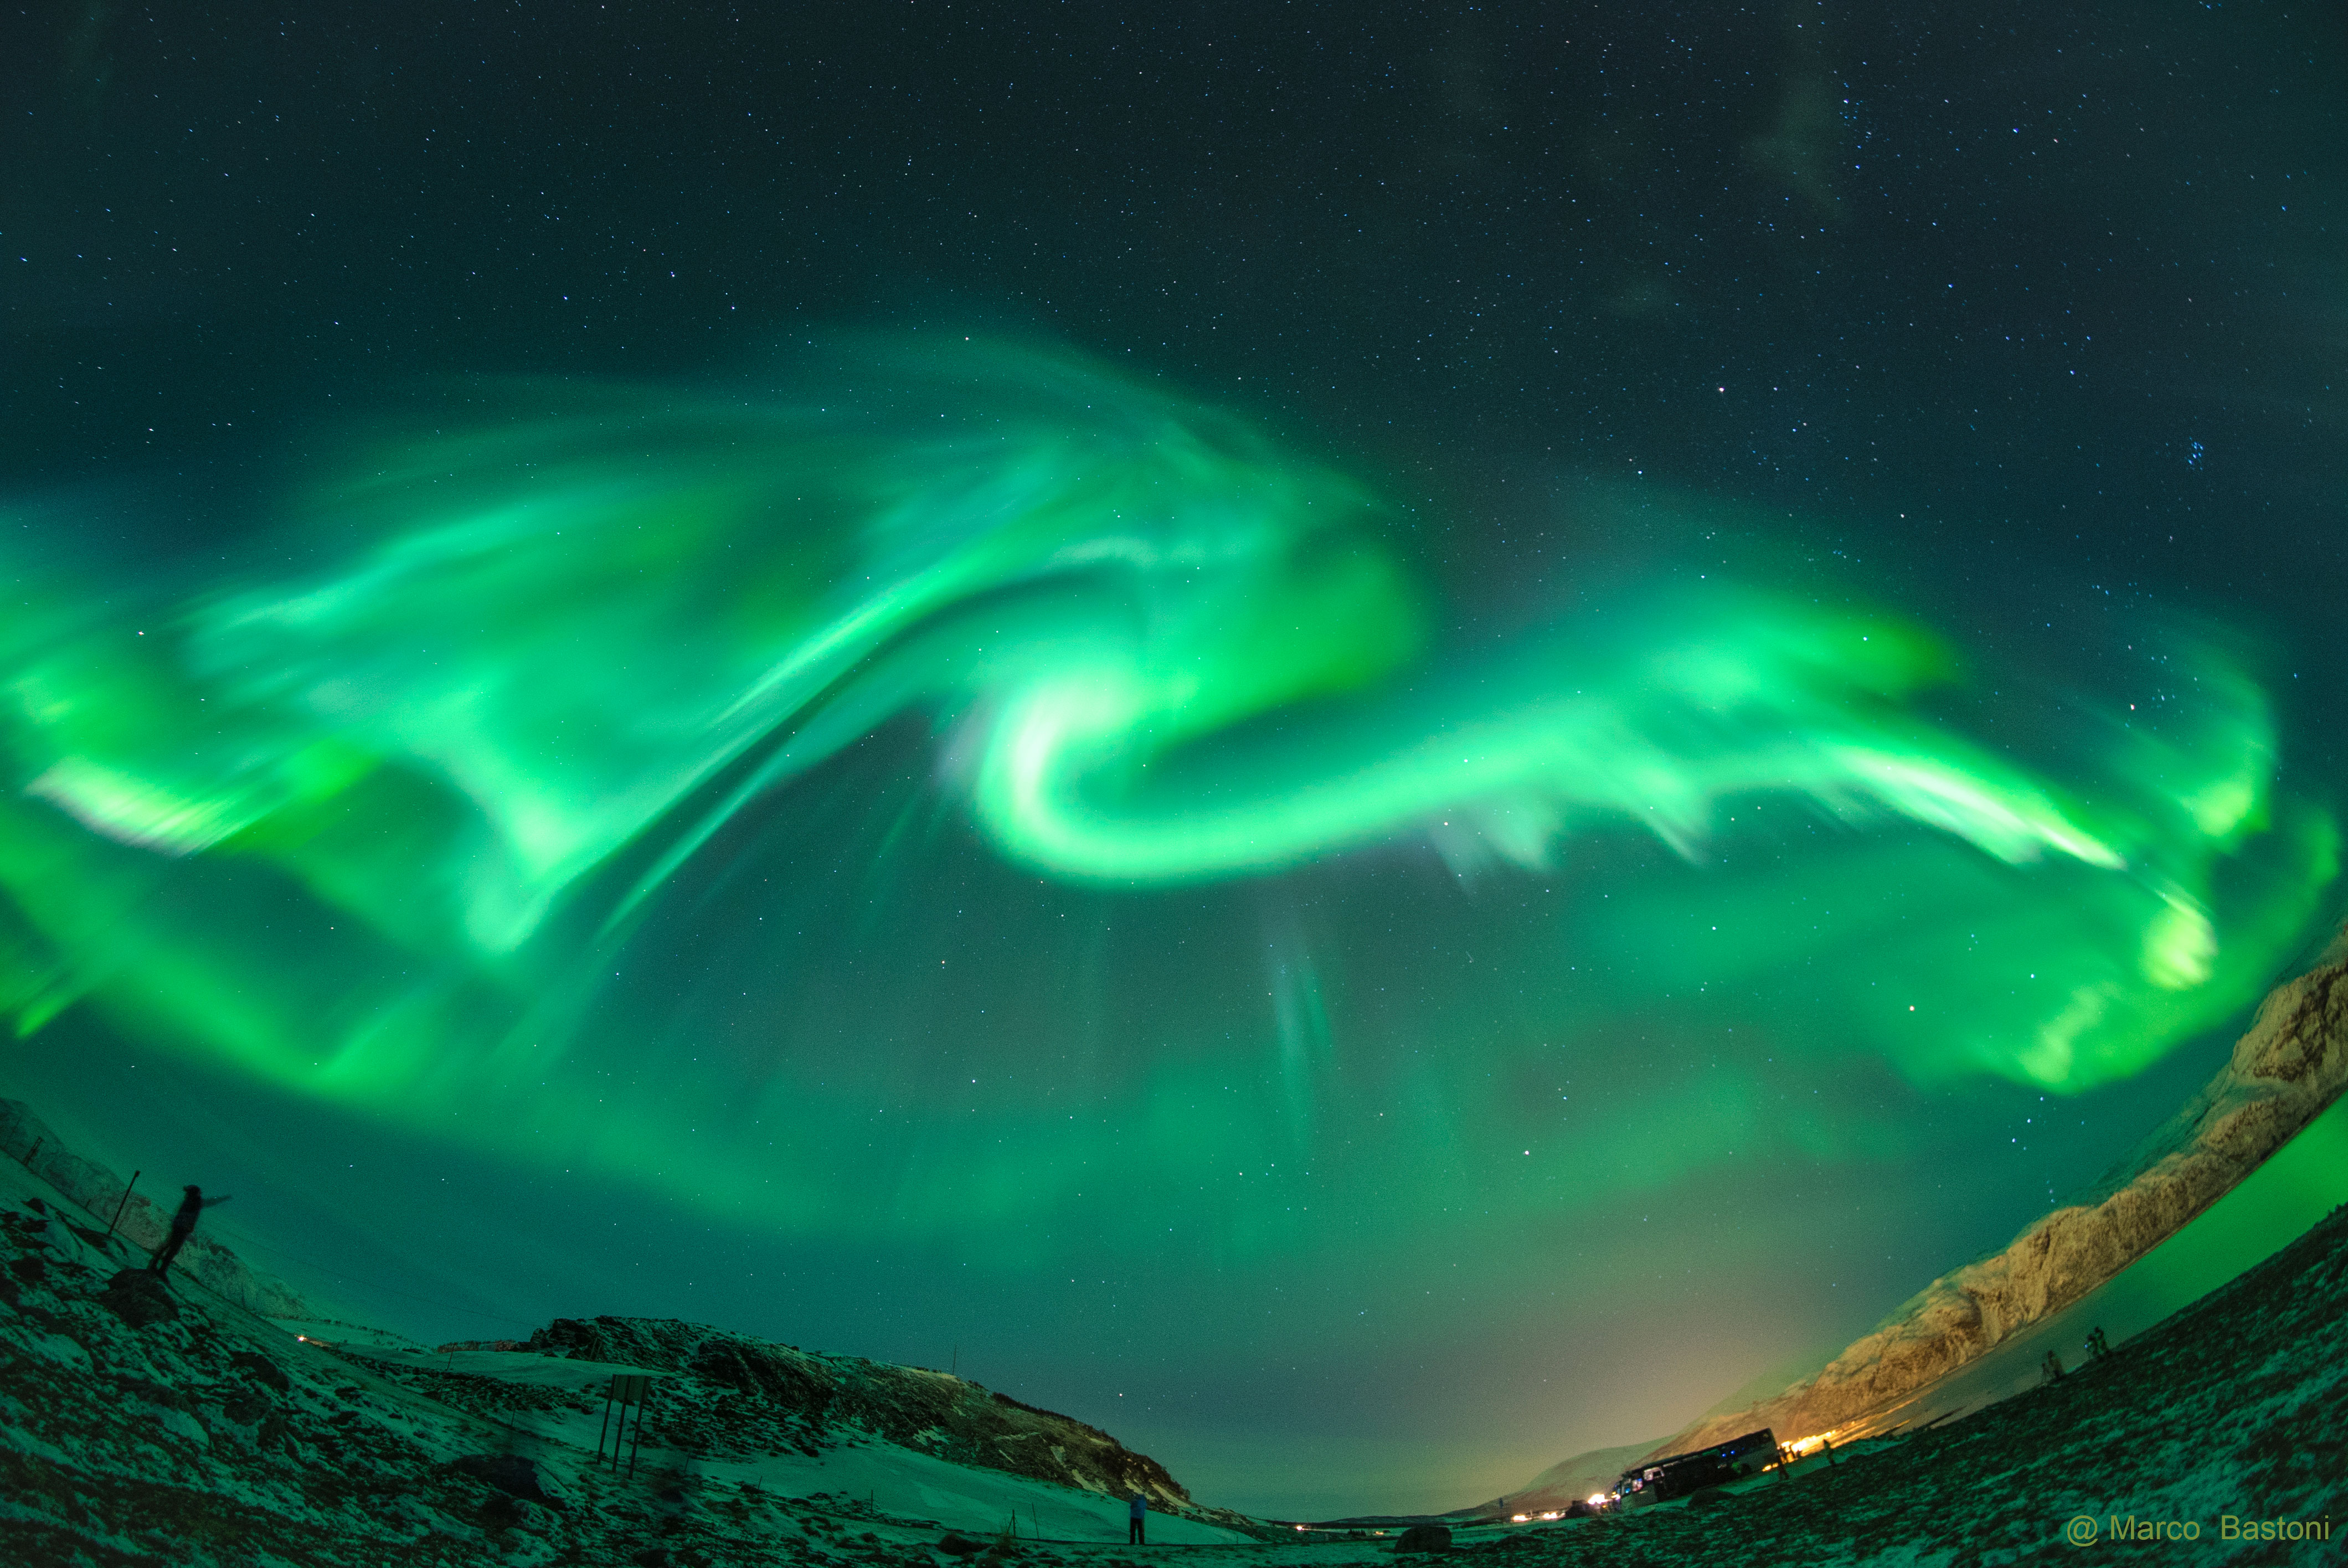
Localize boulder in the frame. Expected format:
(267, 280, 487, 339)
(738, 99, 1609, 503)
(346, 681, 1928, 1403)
(450, 1453, 561, 1508)
(231, 1349, 291, 1392)
(1396, 1524, 1453, 1552)
(96, 1268, 178, 1328)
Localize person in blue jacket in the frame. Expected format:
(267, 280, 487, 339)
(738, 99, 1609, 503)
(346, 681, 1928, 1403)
(150, 1185, 230, 1277)
(1128, 1490, 1147, 1545)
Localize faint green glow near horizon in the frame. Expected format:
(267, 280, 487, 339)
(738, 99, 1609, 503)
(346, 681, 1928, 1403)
(0, 335, 2335, 1254)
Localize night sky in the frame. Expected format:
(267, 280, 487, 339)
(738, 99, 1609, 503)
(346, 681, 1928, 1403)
(5, 1, 2345, 1518)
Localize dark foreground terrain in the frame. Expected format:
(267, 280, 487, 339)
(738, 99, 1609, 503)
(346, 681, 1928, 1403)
(2, 1112, 2341, 1568)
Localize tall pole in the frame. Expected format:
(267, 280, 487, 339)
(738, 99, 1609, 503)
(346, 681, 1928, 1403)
(104, 1170, 142, 1246)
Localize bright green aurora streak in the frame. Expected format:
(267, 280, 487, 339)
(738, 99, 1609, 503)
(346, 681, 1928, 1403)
(0, 337, 2334, 1246)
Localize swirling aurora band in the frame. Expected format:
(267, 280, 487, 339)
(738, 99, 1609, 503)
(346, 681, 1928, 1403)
(0, 337, 2334, 1241)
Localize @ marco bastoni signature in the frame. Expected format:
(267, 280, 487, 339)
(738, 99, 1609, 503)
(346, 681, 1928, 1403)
(2065, 1512, 2334, 1546)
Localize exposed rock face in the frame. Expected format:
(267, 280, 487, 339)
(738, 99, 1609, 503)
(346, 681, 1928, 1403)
(1663, 928, 2348, 1458)
(0, 1098, 314, 1319)
(518, 1314, 1208, 1512)
(1478, 1201, 2348, 1567)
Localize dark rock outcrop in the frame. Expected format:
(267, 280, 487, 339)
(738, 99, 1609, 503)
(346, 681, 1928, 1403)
(450, 1452, 563, 1508)
(1397, 1524, 1454, 1552)
(231, 1347, 293, 1391)
(96, 1267, 178, 1327)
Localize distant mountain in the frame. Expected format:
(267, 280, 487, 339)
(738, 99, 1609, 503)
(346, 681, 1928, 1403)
(1499, 1438, 1669, 1514)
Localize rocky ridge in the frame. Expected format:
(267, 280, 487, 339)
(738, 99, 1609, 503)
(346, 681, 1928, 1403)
(1461, 1198, 2348, 1566)
(477, 1313, 1229, 1523)
(1663, 925, 2348, 1459)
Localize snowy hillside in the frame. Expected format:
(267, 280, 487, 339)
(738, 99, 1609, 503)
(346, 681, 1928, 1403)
(0, 1144, 1266, 1564)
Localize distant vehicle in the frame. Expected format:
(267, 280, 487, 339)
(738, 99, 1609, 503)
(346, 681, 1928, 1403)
(1612, 1429, 1778, 1506)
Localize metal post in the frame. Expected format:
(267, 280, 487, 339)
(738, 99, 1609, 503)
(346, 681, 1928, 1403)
(627, 1389, 647, 1478)
(597, 1388, 615, 1463)
(103, 1170, 141, 1247)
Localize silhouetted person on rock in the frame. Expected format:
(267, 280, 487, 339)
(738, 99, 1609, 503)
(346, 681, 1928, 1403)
(1128, 1491, 1147, 1545)
(150, 1185, 229, 1277)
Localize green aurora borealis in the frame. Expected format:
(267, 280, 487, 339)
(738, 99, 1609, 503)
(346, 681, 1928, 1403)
(4, 337, 2340, 1383)
(7, 0, 2347, 1522)
(3, 338, 2335, 1132)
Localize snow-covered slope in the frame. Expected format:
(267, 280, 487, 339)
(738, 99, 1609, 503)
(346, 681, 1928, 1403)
(0, 1147, 1265, 1565)
(368, 1316, 1265, 1543)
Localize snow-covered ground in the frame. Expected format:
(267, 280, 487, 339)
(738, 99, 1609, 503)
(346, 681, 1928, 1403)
(332, 1342, 1257, 1545)
(5, 1114, 2340, 1566)
(0, 1144, 1280, 1565)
